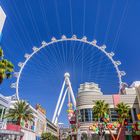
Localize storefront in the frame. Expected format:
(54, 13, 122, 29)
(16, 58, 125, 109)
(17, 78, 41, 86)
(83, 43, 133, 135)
(76, 82, 140, 139)
(0, 129, 24, 140)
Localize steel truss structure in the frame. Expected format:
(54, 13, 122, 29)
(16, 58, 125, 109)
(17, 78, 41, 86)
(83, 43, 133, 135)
(52, 72, 76, 125)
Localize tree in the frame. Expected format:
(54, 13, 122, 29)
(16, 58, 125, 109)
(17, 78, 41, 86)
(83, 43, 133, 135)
(93, 100, 130, 140)
(93, 100, 109, 120)
(51, 135, 58, 140)
(41, 132, 58, 140)
(93, 100, 109, 140)
(115, 102, 130, 140)
(41, 132, 51, 140)
(5, 100, 34, 125)
(0, 48, 14, 84)
(66, 136, 70, 140)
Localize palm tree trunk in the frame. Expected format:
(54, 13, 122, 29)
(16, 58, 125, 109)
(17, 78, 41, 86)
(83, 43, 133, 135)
(116, 121, 124, 140)
(0, 74, 3, 84)
(99, 135, 102, 140)
(103, 118, 115, 140)
(17, 117, 21, 126)
(106, 125, 116, 140)
(98, 119, 102, 140)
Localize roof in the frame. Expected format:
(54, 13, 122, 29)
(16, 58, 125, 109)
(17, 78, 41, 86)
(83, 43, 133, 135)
(0, 94, 11, 108)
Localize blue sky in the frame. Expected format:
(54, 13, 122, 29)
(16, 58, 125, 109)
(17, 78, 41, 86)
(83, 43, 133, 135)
(0, 0, 140, 124)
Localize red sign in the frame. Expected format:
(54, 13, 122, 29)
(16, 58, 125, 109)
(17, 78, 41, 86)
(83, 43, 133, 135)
(6, 124, 21, 131)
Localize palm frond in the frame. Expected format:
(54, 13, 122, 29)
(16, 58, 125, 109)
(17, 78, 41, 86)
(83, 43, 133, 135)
(6, 100, 34, 125)
(93, 100, 109, 120)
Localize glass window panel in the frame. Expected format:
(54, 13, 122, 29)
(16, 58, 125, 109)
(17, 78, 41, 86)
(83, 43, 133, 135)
(133, 108, 138, 121)
(80, 109, 85, 122)
(110, 108, 118, 122)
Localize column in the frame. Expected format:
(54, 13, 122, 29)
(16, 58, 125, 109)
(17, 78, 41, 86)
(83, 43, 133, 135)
(0, 107, 5, 120)
(131, 108, 135, 122)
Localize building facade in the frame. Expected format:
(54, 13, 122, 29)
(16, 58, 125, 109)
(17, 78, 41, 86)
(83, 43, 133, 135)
(131, 81, 140, 109)
(76, 82, 140, 140)
(0, 95, 24, 139)
(0, 98, 59, 140)
(46, 118, 58, 137)
(0, 94, 11, 129)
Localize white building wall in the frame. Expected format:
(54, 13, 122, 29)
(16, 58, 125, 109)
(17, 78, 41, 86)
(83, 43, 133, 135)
(21, 128, 36, 140)
(131, 81, 140, 110)
(76, 82, 140, 135)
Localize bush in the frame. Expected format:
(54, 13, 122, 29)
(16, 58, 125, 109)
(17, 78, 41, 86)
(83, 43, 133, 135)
(41, 132, 58, 140)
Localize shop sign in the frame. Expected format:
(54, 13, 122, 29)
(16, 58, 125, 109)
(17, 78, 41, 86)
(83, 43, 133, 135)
(137, 114, 140, 120)
(35, 104, 46, 115)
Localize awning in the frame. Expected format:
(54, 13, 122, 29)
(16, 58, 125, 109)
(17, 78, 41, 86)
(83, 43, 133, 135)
(0, 129, 24, 136)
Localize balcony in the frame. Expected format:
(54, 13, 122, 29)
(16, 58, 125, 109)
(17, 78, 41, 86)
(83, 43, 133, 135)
(6, 123, 21, 131)
(0, 123, 24, 138)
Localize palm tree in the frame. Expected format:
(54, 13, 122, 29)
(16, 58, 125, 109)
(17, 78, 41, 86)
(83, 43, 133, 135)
(0, 48, 3, 57)
(93, 100, 109, 120)
(0, 48, 14, 84)
(115, 102, 130, 140)
(93, 100, 110, 140)
(6, 100, 34, 125)
(41, 132, 51, 140)
(41, 132, 58, 140)
(51, 135, 58, 140)
(93, 101, 130, 140)
(66, 136, 70, 140)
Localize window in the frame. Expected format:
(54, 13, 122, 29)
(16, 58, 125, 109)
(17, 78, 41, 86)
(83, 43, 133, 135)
(80, 108, 94, 122)
(80, 109, 85, 122)
(133, 108, 138, 121)
(110, 108, 118, 122)
(110, 108, 133, 123)
(85, 109, 92, 122)
(0, 108, 2, 119)
(128, 110, 133, 123)
(79, 108, 133, 123)
(0, 107, 5, 121)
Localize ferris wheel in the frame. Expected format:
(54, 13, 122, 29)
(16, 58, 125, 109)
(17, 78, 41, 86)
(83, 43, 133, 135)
(10, 35, 126, 124)
(11, 35, 126, 100)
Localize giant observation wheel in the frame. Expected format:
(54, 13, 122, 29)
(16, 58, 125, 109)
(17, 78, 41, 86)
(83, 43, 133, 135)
(11, 35, 126, 100)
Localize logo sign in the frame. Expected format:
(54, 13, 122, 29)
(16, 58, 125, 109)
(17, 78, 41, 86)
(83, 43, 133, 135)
(137, 114, 140, 120)
(35, 104, 46, 115)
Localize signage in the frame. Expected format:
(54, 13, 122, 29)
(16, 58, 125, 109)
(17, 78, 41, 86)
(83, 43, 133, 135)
(35, 104, 46, 115)
(6, 123, 21, 131)
(137, 114, 140, 120)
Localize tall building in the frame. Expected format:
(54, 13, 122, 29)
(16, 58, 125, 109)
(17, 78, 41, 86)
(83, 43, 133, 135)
(131, 81, 140, 109)
(0, 99, 59, 140)
(76, 82, 140, 140)
(0, 6, 6, 41)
